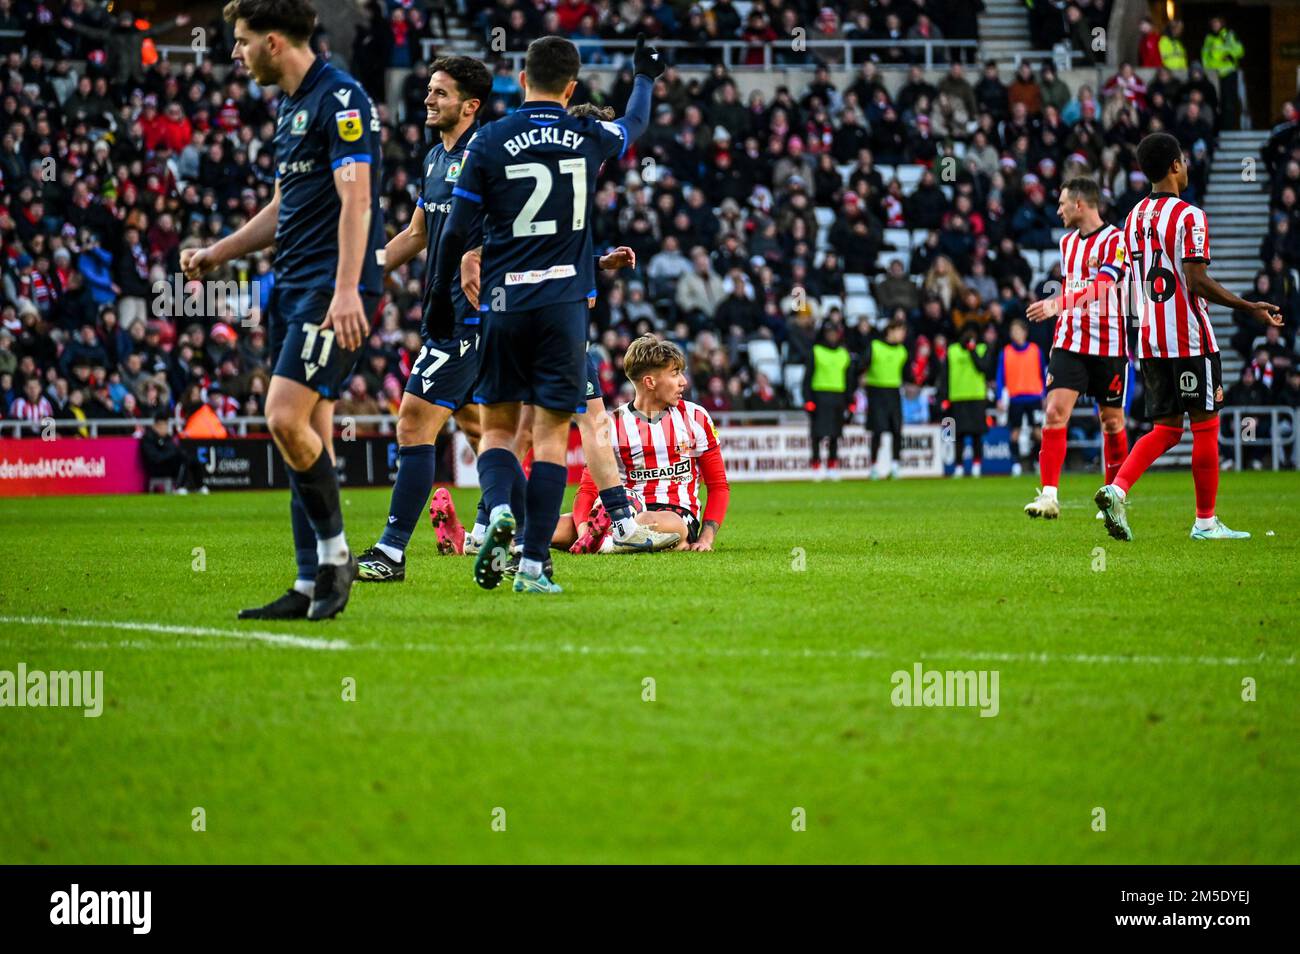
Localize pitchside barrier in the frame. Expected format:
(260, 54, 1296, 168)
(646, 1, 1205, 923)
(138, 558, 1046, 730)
(1, 407, 1295, 496)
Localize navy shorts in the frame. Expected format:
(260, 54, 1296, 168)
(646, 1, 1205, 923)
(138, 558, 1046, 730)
(473, 301, 589, 413)
(584, 347, 602, 402)
(1006, 400, 1041, 432)
(268, 286, 380, 400)
(405, 331, 480, 410)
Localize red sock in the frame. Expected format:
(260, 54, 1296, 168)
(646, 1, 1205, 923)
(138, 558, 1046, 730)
(1190, 417, 1219, 519)
(1103, 428, 1129, 485)
(1038, 426, 1066, 489)
(1113, 423, 1182, 494)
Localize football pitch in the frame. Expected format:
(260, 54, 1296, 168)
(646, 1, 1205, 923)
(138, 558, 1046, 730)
(1, 472, 1297, 865)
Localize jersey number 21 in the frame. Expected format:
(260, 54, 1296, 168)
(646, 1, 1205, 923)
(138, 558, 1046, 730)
(505, 160, 587, 237)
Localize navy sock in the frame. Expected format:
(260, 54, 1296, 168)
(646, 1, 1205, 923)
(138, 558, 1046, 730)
(477, 447, 519, 514)
(522, 461, 567, 563)
(286, 449, 344, 540)
(378, 443, 437, 554)
(290, 485, 318, 583)
(511, 461, 527, 538)
(599, 484, 633, 521)
(474, 497, 488, 528)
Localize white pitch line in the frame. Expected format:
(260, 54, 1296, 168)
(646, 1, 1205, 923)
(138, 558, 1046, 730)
(0, 615, 1293, 667)
(388, 641, 1294, 668)
(0, 615, 349, 651)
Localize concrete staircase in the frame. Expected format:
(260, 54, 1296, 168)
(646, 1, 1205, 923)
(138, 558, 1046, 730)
(422, 15, 485, 59)
(1203, 129, 1270, 383)
(979, 0, 1035, 66)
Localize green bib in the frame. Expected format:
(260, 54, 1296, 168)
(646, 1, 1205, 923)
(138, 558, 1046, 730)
(810, 344, 851, 393)
(865, 339, 908, 389)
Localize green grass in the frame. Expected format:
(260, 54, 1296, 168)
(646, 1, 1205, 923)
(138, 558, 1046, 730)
(1, 471, 1298, 864)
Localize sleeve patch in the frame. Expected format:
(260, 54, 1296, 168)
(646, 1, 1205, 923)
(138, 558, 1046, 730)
(335, 109, 363, 142)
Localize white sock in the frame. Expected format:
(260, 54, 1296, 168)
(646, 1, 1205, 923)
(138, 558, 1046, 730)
(1042, 485, 1058, 501)
(1195, 515, 1216, 531)
(316, 532, 349, 566)
(598, 535, 615, 553)
(376, 542, 404, 563)
(612, 516, 638, 539)
(293, 579, 315, 598)
(489, 504, 511, 524)
(1111, 484, 1126, 500)
(520, 557, 544, 578)
(470, 522, 487, 544)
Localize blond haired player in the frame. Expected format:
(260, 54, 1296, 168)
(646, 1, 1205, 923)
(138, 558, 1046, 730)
(553, 335, 731, 552)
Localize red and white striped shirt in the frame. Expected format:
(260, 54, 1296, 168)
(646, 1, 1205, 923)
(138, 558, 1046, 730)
(8, 395, 53, 424)
(1101, 191, 1217, 359)
(1054, 223, 1126, 357)
(608, 399, 719, 518)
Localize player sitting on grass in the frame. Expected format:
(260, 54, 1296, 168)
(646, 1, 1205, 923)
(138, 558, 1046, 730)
(552, 335, 730, 552)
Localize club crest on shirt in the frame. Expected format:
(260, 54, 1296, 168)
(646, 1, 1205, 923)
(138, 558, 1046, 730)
(335, 109, 362, 142)
(291, 109, 309, 135)
(444, 158, 463, 183)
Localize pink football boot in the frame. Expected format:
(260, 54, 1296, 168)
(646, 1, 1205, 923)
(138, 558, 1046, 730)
(429, 487, 466, 555)
(569, 503, 612, 554)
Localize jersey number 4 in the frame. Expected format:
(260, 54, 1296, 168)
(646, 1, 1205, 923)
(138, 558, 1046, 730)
(505, 160, 587, 237)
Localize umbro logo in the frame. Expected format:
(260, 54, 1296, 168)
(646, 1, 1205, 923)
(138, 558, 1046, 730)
(333, 88, 352, 107)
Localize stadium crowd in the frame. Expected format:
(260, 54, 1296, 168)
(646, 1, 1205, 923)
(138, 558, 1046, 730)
(1, 0, 1296, 465)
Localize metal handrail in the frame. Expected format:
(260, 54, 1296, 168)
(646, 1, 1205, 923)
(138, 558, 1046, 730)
(9, 406, 1294, 469)
(423, 37, 980, 72)
(1216, 405, 1298, 472)
(154, 43, 207, 66)
(3, 411, 797, 438)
